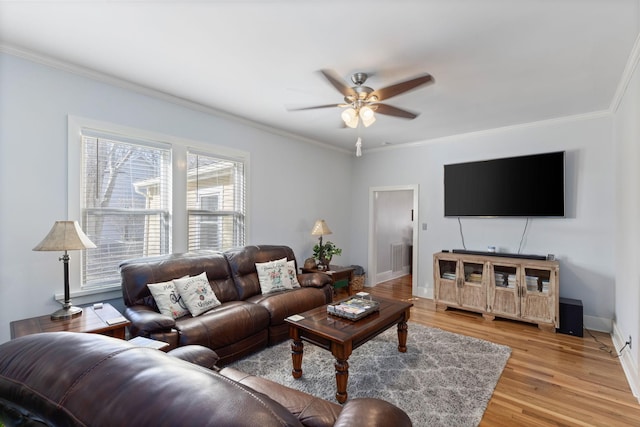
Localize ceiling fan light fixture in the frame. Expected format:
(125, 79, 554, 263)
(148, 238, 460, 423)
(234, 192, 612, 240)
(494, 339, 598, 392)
(359, 106, 376, 127)
(341, 107, 359, 128)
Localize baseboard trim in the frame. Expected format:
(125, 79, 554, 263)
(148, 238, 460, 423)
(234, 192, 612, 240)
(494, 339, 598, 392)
(612, 321, 640, 402)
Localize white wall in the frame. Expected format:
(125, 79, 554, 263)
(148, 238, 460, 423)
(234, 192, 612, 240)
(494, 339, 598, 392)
(350, 114, 616, 330)
(0, 52, 352, 343)
(613, 44, 640, 397)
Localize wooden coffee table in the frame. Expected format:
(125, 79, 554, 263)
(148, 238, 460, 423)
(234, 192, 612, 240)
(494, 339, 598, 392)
(285, 296, 413, 403)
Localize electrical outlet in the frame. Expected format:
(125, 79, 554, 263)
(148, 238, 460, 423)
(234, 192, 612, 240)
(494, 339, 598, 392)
(628, 335, 632, 350)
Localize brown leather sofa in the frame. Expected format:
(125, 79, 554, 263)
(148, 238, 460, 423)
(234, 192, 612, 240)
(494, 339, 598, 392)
(120, 245, 333, 364)
(0, 332, 412, 427)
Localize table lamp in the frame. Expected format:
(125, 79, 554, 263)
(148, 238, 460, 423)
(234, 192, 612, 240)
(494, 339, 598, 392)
(311, 219, 332, 248)
(33, 221, 96, 320)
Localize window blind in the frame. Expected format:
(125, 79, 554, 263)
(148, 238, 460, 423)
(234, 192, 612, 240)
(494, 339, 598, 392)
(186, 152, 245, 251)
(81, 134, 172, 288)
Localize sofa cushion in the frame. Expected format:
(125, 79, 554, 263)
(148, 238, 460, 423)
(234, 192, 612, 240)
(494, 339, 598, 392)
(225, 245, 298, 300)
(147, 279, 189, 319)
(120, 252, 239, 308)
(175, 272, 222, 316)
(247, 287, 329, 326)
(175, 301, 270, 349)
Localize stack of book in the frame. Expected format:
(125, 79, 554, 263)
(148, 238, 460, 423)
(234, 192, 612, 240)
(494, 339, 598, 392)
(541, 279, 550, 293)
(494, 272, 507, 287)
(327, 297, 380, 320)
(442, 272, 456, 281)
(495, 273, 517, 288)
(526, 276, 539, 292)
(467, 272, 483, 283)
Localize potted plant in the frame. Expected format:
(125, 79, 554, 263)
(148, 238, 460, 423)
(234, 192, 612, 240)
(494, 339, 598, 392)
(313, 241, 342, 270)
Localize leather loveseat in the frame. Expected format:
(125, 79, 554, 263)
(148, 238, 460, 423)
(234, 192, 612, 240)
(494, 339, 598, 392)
(120, 245, 333, 364)
(0, 332, 412, 427)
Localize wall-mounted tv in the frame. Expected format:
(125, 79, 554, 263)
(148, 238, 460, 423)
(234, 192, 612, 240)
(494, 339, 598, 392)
(444, 151, 565, 217)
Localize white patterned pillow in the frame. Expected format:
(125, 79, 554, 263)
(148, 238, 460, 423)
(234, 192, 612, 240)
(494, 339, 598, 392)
(256, 257, 292, 294)
(147, 279, 190, 319)
(174, 272, 221, 317)
(286, 260, 301, 288)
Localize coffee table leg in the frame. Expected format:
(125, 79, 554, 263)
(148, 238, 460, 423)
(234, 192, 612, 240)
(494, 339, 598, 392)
(291, 330, 303, 379)
(397, 321, 408, 353)
(335, 358, 349, 404)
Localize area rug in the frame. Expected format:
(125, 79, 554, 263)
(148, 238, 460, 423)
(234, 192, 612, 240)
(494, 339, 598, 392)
(228, 323, 511, 426)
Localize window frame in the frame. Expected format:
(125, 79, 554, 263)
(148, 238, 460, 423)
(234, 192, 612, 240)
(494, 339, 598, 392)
(67, 116, 250, 303)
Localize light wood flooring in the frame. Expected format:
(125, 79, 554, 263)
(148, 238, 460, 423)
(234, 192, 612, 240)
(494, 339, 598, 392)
(352, 276, 640, 426)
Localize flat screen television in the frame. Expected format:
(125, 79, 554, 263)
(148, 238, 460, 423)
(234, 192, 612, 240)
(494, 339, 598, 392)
(444, 151, 565, 217)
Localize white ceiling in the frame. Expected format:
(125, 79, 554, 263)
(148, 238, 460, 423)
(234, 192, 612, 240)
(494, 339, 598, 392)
(1, 1, 638, 154)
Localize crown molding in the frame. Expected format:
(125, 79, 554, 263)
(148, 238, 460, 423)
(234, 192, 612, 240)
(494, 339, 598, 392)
(0, 43, 349, 155)
(366, 110, 612, 155)
(610, 30, 640, 113)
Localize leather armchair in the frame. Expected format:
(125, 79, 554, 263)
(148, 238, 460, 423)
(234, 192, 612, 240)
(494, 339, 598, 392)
(0, 333, 412, 427)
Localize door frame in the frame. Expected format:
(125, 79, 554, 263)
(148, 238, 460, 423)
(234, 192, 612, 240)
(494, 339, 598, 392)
(368, 184, 419, 296)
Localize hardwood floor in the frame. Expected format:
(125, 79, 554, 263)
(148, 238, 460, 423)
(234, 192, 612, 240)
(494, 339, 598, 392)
(357, 276, 640, 426)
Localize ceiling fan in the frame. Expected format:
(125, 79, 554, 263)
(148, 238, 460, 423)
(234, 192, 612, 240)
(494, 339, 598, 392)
(290, 69, 434, 129)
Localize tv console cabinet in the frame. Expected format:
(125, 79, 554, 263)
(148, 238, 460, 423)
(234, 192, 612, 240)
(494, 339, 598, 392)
(433, 251, 559, 332)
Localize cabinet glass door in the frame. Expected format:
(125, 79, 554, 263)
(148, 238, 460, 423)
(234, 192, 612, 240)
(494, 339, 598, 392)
(488, 263, 520, 317)
(435, 258, 459, 306)
(521, 267, 554, 323)
(459, 261, 486, 311)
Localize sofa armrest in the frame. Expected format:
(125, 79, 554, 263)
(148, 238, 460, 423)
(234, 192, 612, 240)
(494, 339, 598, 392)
(124, 305, 175, 336)
(298, 272, 332, 288)
(219, 367, 342, 427)
(334, 398, 412, 427)
(168, 345, 220, 369)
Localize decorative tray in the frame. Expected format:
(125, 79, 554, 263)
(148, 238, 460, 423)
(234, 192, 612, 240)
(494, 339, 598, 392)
(327, 297, 380, 321)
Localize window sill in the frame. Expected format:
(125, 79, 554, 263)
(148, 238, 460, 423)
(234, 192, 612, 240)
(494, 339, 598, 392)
(55, 284, 122, 306)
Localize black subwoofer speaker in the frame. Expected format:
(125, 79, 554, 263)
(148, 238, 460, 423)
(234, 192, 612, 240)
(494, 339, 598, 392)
(557, 297, 583, 337)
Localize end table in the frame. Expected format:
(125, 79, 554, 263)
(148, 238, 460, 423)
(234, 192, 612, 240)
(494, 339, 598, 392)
(10, 303, 130, 339)
(301, 265, 355, 296)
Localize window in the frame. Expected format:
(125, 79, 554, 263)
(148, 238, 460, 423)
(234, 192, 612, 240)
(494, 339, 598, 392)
(70, 116, 249, 295)
(81, 132, 172, 288)
(187, 151, 245, 251)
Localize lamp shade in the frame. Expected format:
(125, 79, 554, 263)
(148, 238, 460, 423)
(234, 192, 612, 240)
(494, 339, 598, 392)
(311, 219, 332, 237)
(359, 106, 376, 127)
(341, 108, 359, 129)
(33, 221, 96, 251)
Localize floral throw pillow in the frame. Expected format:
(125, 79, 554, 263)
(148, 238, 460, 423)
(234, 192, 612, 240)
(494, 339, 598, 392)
(147, 279, 190, 319)
(256, 258, 293, 294)
(174, 272, 221, 317)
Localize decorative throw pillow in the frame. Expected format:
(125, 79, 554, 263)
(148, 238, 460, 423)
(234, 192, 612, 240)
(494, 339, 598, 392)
(147, 279, 190, 319)
(256, 258, 292, 294)
(174, 272, 221, 317)
(286, 260, 301, 288)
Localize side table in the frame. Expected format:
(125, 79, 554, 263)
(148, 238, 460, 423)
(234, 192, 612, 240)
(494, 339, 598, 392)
(301, 265, 355, 296)
(10, 303, 130, 339)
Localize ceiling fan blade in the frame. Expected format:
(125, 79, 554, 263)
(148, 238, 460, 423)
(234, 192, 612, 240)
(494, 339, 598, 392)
(374, 103, 419, 119)
(287, 103, 344, 111)
(371, 74, 434, 101)
(319, 69, 356, 98)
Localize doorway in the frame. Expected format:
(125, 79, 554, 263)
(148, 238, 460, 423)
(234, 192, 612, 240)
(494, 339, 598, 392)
(368, 185, 419, 296)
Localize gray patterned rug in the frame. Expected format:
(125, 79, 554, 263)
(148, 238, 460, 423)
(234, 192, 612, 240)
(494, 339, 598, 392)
(228, 322, 511, 426)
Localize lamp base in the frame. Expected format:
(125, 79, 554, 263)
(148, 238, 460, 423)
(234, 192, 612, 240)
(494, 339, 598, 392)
(51, 305, 83, 320)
